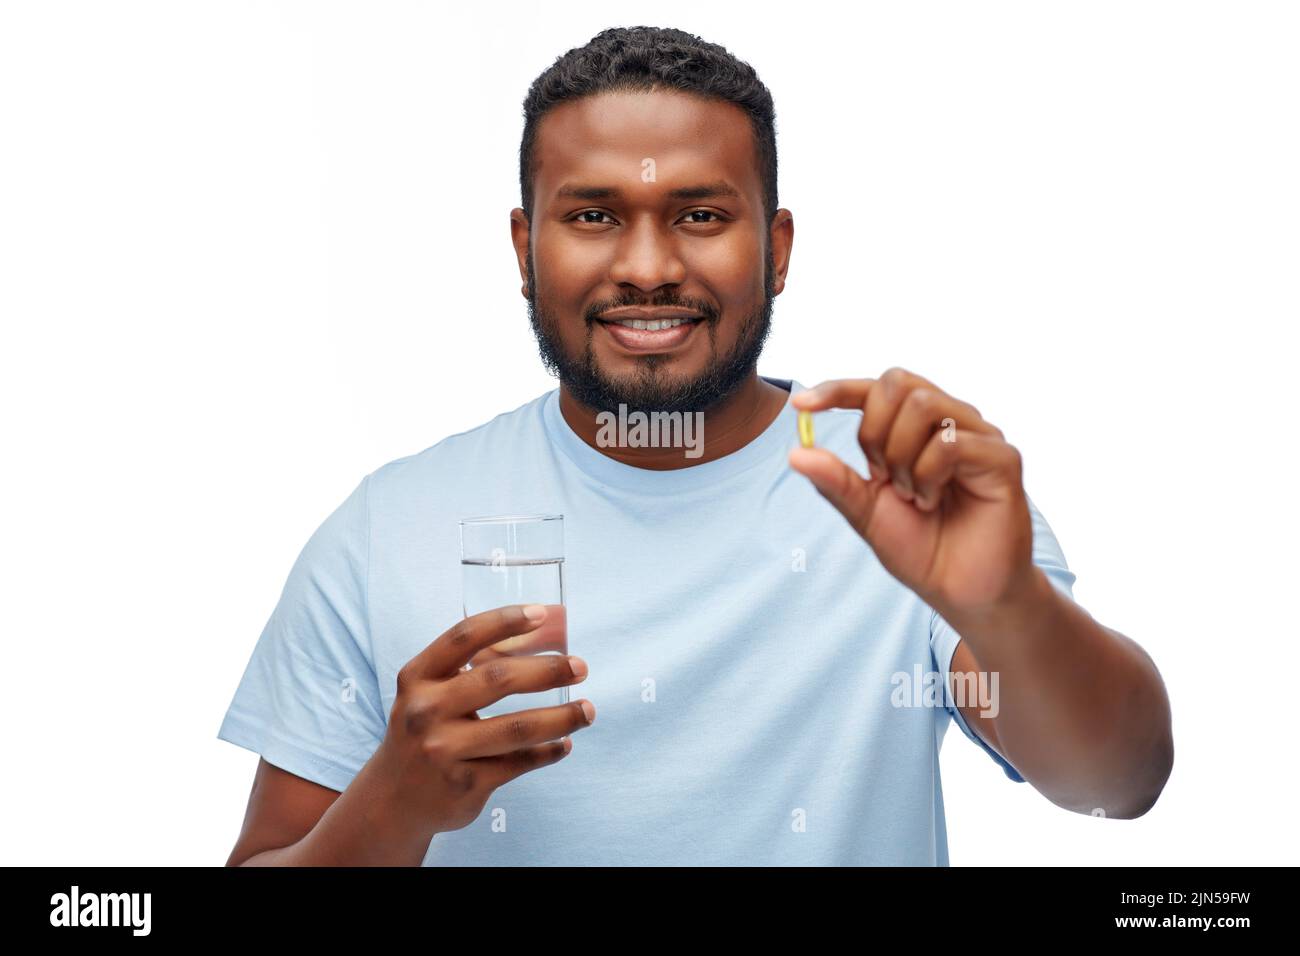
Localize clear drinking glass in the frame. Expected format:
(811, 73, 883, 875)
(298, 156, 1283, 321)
(459, 514, 567, 721)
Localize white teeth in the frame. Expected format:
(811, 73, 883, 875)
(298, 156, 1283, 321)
(613, 317, 694, 330)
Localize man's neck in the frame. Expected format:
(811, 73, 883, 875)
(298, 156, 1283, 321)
(558, 375, 790, 471)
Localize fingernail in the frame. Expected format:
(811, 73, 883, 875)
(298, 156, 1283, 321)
(580, 700, 596, 724)
(523, 604, 547, 622)
(569, 656, 588, 680)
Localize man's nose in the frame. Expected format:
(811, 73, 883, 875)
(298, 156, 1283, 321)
(607, 218, 688, 289)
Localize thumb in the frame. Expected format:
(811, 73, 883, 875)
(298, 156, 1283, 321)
(788, 447, 880, 538)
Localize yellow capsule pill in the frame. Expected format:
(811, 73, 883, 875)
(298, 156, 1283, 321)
(797, 410, 815, 448)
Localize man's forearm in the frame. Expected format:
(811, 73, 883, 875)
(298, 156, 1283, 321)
(232, 757, 438, 867)
(937, 567, 1174, 818)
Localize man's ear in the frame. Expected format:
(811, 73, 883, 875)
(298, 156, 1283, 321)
(769, 208, 794, 297)
(509, 208, 531, 297)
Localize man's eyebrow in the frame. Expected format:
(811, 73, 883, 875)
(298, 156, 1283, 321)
(554, 181, 742, 202)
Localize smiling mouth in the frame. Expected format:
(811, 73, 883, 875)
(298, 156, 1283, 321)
(597, 316, 703, 330)
(595, 316, 704, 352)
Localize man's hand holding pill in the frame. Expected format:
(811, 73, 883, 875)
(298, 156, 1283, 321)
(788, 366, 1036, 618)
(787, 366, 1172, 818)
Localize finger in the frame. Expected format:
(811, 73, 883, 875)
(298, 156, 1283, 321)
(860, 367, 953, 478)
(467, 604, 567, 665)
(882, 387, 996, 500)
(402, 604, 550, 683)
(787, 446, 882, 540)
(911, 428, 1022, 512)
(456, 698, 595, 760)
(790, 368, 946, 412)
(787, 374, 916, 480)
(788, 372, 936, 475)
(446, 651, 588, 717)
(789, 377, 877, 413)
(471, 737, 574, 790)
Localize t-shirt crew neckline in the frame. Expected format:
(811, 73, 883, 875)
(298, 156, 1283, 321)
(542, 375, 805, 494)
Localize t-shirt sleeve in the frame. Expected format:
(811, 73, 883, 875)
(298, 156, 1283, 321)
(216, 475, 388, 793)
(929, 493, 1078, 783)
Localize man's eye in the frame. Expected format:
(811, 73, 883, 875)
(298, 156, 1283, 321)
(569, 209, 725, 226)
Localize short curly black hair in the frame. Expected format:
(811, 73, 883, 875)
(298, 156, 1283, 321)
(519, 26, 778, 228)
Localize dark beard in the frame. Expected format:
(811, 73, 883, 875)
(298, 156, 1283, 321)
(525, 243, 775, 417)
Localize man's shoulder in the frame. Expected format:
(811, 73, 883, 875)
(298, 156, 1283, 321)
(366, 387, 554, 492)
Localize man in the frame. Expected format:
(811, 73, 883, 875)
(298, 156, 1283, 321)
(219, 25, 1173, 866)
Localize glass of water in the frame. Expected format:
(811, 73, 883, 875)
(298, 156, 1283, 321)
(459, 514, 567, 721)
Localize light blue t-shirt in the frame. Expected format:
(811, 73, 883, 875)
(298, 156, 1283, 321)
(217, 376, 1077, 865)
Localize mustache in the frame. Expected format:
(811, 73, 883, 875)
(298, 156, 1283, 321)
(587, 302, 718, 323)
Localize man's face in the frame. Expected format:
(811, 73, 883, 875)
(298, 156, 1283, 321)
(515, 90, 785, 416)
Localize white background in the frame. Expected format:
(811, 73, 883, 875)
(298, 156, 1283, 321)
(1, 1, 1295, 865)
